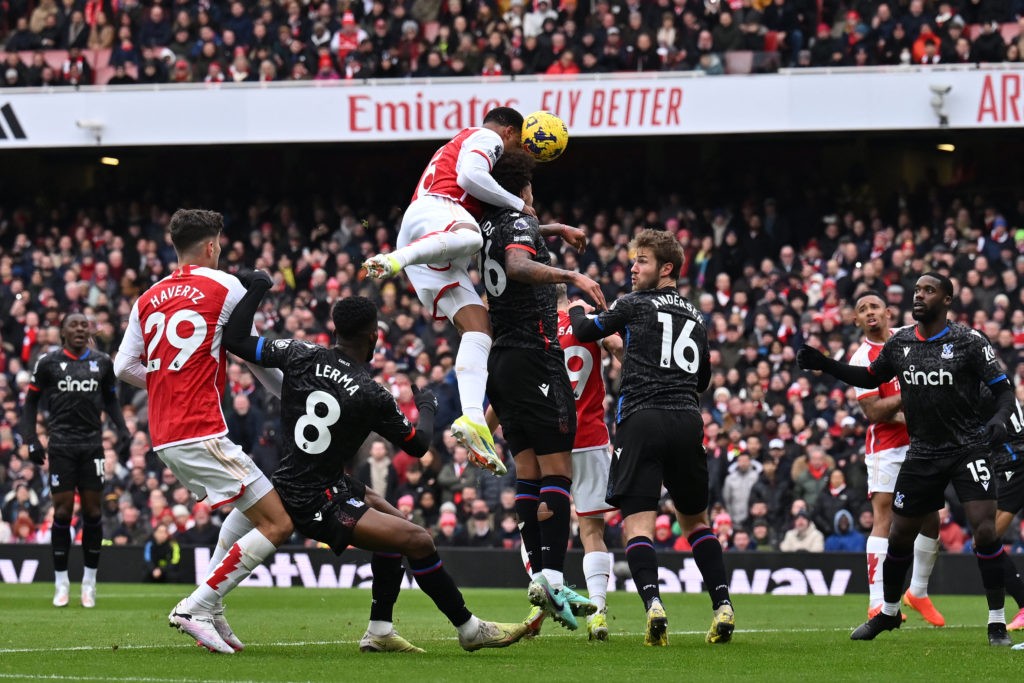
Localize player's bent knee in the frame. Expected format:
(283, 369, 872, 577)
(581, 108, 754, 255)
(261, 517, 294, 545)
(405, 527, 436, 558)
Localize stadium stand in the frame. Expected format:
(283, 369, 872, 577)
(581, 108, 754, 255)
(3, 1, 1024, 85)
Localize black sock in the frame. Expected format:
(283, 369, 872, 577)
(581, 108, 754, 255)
(515, 479, 543, 574)
(1002, 553, 1024, 609)
(975, 543, 1006, 612)
(52, 521, 71, 572)
(539, 475, 572, 574)
(408, 552, 472, 627)
(370, 552, 404, 623)
(626, 536, 661, 609)
(688, 528, 731, 610)
(882, 550, 913, 605)
(82, 515, 102, 571)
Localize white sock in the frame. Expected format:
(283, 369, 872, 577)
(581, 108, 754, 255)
(582, 552, 611, 611)
(189, 529, 277, 611)
(207, 508, 255, 607)
(82, 567, 97, 586)
(55, 570, 69, 587)
(393, 227, 482, 269)
(990, 608, 1006, 624)
(909, 534, 939, 598)
(455, 331, 491, 424)
(368, 619, 394, 636)
(881, 601, 900, 617)
(455, 615, 481, 639)
(542, 568, 564, 591)
(866, 536, 887, 609)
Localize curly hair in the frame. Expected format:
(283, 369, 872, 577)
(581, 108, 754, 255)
(331, 296, 378, 339)
(491, 148, 536, 197)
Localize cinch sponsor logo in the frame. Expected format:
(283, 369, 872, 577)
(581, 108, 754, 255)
(901, 366, 953, 386)
(58, 376, 99, 392)
(0, 104, 27, 140)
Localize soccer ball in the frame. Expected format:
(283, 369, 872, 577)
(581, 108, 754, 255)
(521, 111, 569, 162)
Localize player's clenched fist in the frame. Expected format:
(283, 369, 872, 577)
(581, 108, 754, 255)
(414, 388, 438, 412)
(796, 344, 826, 372)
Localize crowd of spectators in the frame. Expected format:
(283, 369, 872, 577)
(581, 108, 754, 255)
(3, 169, 1024, 561)
(4, 0, 1024, 87)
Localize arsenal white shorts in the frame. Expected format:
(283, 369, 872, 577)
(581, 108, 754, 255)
(157, 437, 273, 512)
(398, 195, 483, 321)
(866, 444, 909, 495)
(572, 444, 617, 516)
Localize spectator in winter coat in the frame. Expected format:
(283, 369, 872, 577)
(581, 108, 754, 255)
(722, 452, 760, 526)
(824, 509, 866, 552)
(779, 510, 825, 552)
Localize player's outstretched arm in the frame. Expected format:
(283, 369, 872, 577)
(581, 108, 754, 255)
(539, 223, 587, 251)
(223, 271, 273, 364)
(796, 344, 884, 389)
(457, 148, 535, 216)
(505, 249, 607, 309)
(567, 300, 627, 343)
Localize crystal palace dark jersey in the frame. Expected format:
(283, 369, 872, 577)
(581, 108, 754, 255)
(479, 207, 561, 353)
(578, 287, 710, 423)
(28, 348, 117, 446)
(254, 338, 417, 499)
(868, 322, 1007, 457)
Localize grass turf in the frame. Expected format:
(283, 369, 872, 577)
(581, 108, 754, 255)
(1, 584, 1022, 682)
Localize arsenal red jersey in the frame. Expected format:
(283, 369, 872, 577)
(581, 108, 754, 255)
(120, 266, 247, 449)
(558, 310, 609, 450)
(851, 332, 910, 454)
(410, 127, 504, 219)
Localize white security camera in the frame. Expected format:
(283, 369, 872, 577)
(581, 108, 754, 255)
(75, 119, 105, 144)
(929, 85, 951, 127)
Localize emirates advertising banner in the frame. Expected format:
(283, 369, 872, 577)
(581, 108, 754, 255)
(1, 67, 1023, 149)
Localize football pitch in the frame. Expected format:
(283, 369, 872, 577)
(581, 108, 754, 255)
(2, 584, 1022, 682)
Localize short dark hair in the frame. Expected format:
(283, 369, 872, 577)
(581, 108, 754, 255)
(168, 209, 223, 255)
(920, 271, 954, 298)
(60, 312, 88, 330)
(331, 296, 378, 339)
(630, 228, 684, 279)
(491, 148, 535, 197)
(483, 106, 524, 131)
(855, 289, 884, 306)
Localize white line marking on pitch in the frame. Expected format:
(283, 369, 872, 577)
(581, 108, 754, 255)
(0, 623, 976, 655)
(0, 675, 298, 683)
